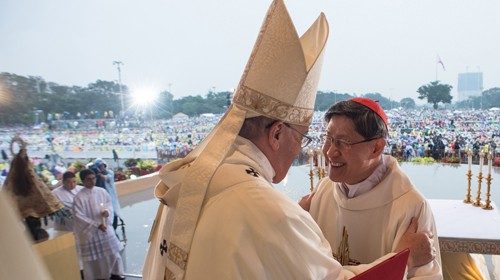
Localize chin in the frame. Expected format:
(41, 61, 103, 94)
(272, 175, 285, 184)
(328, 172, 343, 183)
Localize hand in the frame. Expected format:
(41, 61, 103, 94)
(395, 217, 436, 267)
(98, 224, 107, 232)
(102, 209, 109, 218)
(298, 192, 315, 211)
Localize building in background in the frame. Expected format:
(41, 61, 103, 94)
(457, 72, 483, 102)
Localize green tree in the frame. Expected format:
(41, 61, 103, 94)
(363, 92, 398, 109)
(481, 87, 500, 108)
(153, 90, 174, 119)
(455, 87, 500, 109)
(400, 97, 416, 109)
(0, 73, 39, 124)
(417, 81, 453, 109)
(314, 91, 352, 111)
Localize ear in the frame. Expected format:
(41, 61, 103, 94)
(267, 121, 285, 151)
(370, 138, 386, 158)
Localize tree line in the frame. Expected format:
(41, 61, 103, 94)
(0, 72, 498, 125)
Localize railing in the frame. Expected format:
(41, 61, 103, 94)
(123, 273, 143, 279)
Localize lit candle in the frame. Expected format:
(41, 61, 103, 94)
(319, 152, 324, 170)
(100, 203, 106, 226)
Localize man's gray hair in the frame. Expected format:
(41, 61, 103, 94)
(238, 116, 277, 141)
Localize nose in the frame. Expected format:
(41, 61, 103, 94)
(323, 142, 341, 162)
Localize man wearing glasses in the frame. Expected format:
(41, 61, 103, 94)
(302, 98, 442, 279)
(143, 1, 436, 278)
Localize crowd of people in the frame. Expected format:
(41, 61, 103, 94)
(2, 1, 498, 279)
(0, 114, 218, 163)
(0, 108, 498, 166)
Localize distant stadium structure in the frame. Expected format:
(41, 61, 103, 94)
(457, 72, 483, 102)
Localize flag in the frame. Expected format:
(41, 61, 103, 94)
(437, 55, 446, 71)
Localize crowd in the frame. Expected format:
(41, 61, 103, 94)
(0, 108, 498, 166)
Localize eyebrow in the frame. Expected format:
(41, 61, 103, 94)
(325, 131, 350, 138)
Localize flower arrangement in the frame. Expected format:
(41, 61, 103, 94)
(409, 157, 436, 164)
(441, 155, 460, 164)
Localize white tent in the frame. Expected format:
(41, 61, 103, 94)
(172, 112, 189, 120)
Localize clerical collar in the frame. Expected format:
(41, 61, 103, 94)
(340, 154, 388, 198)
(232, 136, 276, 183)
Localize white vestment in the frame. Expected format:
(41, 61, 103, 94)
(143, 137, 390, 280)
(52, 184, 83, 231)
(310, 155, 443, 279)
(73, 187, 124, 279)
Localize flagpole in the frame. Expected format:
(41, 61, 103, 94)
(435, 55, 438, 81)
(435, 61, 438, 81)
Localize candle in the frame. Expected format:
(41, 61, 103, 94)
(100, 203, 106, 226)
(309, 150, 313, 171)
(488, 153, 493, 176)
(479, 152, 484, 174)
(467, 149, 472, 171)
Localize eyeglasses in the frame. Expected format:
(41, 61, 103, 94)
(84, 176, 96, 181)
(284, 123, 313, 148)
(322, 134, 379, 150)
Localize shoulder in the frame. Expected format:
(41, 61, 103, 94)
(209, 180, 310, 228)
(207, 162, 270, 199)
(74, 189, 87, 202)
(385, 157, 425, 200)
(312, 178, 336, 206)
(52, 186, 64, 194)
(95, 187, 111, 196)
(315, 177, 335, 195)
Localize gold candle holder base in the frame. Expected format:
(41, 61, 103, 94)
(464, 170, 473, 204)
(473, 172, 483, 207)
(483, 204, 494, 210)
(316, 168, 321, 180)
(482, 175, 494, 210)
(319, 168, 326, 179)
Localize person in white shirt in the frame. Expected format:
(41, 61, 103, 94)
(74, 169, 125, 280)
(52, 171, 83, 231)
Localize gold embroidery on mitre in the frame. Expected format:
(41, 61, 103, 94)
(233, 85, 313, 125)
(332, 227, 361, 266)
(168, 242, 188, 270)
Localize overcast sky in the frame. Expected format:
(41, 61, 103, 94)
(1, 0, 499, 102)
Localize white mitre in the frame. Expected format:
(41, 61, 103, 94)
(145, 0, 329, 279)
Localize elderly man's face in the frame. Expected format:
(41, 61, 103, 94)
(322, 116, 379, 184)
(273, 123, 307, 183)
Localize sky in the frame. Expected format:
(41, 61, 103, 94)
(1, 0, 499, 102)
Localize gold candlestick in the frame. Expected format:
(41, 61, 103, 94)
(483, 174, 493, 210)
(464, 170, 473, 204)
(320, 168, 326, 179)
(473, 172, 483, 207)
(309, 169, 314, 192)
